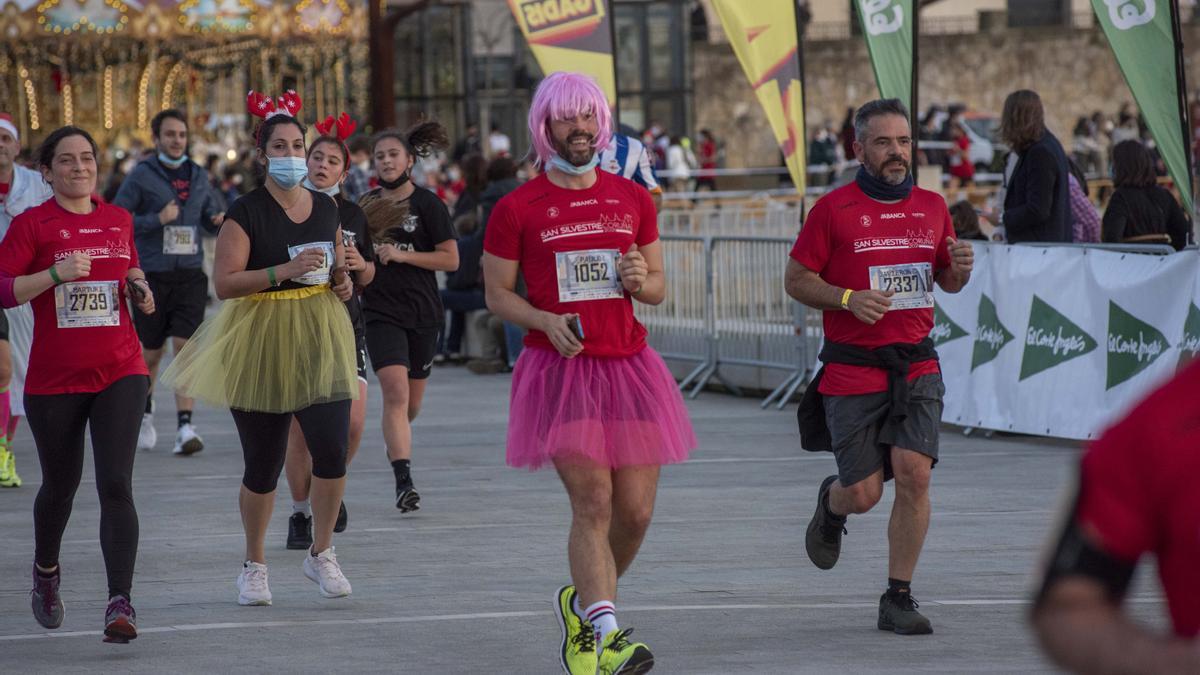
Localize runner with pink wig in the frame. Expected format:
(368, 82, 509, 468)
(526, 71, 613, 167)
(483, 72, 694, 675)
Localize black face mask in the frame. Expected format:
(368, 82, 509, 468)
(378, 170, 410, 190)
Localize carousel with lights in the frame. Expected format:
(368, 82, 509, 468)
(0, 0, 368, 151)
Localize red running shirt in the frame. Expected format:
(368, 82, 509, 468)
(0, 197, 147, 394)
(484, 171, 659, 358)
(1075, 359, 1200, 638)
(790, 182, 954, 395)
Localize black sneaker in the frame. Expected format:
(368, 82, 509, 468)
(30, 565, 64, 629)
(395, 480, 421, 513)
(287, 512, 313, 550)
(805, 475, 848, 570)
(102, 596, 137, 643)
(334, 501, 348, 533)
(878, 590, 933, 635)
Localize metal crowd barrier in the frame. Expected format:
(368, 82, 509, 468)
(637, 235, 817, 408)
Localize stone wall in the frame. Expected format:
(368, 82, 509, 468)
(694, 22, 1200, 169)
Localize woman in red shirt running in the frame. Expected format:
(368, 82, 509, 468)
(0, 125, 156, 643)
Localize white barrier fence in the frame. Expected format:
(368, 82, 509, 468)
(934, 243, 1196, 440)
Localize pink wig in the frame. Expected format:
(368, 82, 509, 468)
(527, 72, 613, 165)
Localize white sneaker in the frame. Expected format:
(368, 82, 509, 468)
(302, 547, 352, 598)
(137, 413, 157, 451)
(173, 423, 204, 456)
(237, 561, 272, 606)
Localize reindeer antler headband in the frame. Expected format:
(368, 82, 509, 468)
(247, 90, 304, 142)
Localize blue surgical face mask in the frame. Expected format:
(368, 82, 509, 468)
(158, 152, 187, 169)
(268, 156, 308, 189)
(302, 176, 340, 198)
(547, 153, 600, 176)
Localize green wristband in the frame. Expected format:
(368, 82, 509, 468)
(267, 266, 277, 287)
(48, 266, 62, 285)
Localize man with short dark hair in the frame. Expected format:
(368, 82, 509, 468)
(343, 135, 372, 203)
(113, 108, 224, 456)
(786, 98, 973, 635)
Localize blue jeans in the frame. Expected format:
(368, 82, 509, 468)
(439, 288, 487, 354)
(504, 321, 525, 368)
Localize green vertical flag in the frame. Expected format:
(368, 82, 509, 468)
(854, 0, 915, 114)
(1092, 0, 1194, 214)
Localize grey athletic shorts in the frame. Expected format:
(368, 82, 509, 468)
(823, 373, 944, 487)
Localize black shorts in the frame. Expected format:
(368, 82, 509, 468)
(365, 321, 441, 380)
(133, 268, 208, 349)
(0, 310, 8, 342)
(823, 373, 944, 487)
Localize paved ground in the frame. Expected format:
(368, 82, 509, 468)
(0, 363, 1167, 673)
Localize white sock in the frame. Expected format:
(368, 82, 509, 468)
(585, 600, 618, 650)
(292, 500, 310, 516)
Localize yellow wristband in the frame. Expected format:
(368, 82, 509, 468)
(840, 288, 853, 310)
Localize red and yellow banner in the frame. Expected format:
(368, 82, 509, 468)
(508, 0, 616, 105)
(710, 0, 807, 196)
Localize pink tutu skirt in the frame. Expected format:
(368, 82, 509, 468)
(506, 346, 697, 470)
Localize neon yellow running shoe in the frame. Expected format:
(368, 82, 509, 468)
(555, 585, 596, 675)
(598, 628, 654, 675)
(0, 449, 20, 487)
(0, 447, 10, 483)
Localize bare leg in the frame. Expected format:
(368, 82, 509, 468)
(310, 476, 346, 552)
(171, 336, 195, 413)
(609, 465, 659, 577)
(555, 459, 616, 607)
(888, 447, 933, 581)
(283, 419, 312, 503)
(828, 468, 885, 516)
(347, 380, 367, 465)
(378, 366, 413, 462)
(240, 486, 274, 563)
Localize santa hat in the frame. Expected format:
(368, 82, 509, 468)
(0, 113, 17, 142)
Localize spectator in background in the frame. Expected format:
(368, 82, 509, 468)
(439, 211, 487, 364)
(946, 121, 974, 188)
(451, 154, 488, 222)
(476, 157, 524, 370)
(949, 201, 988, 241)
(995, 90, 1072, 243)
(343, 136, 373, 203)
(487, 123, 511, 159)
(452, 123, 482, 163)
(839, 106, 856, 163)
(1111, 109, 1140, 147)
(665, 135, 697, 193)
(917, 105, 945, 168)
(1066, 158, 1101, 243)
(809, 124, 839, 187)
(696, 129, 718, 192)
(1072, 116, 1105, 177)
(1102, 140, 1190, 251)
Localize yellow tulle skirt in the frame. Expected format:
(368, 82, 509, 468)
(160, 286, 359, 414)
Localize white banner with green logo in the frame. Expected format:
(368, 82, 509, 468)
(1091, 0, 1193, 214)
(855, 0, 914, 114)
(933, 244, 1195, 440)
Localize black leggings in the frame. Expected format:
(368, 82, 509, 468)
(26, 374, 148, 600)
(232, 399, 351, 494)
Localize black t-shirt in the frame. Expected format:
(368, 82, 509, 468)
(226, 187, 340, 291)
(359, 186, 456, 328)
(337, 195, 370, 331)
(164, 163, 191, 203)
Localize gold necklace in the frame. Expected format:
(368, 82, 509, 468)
(276, 189, 303, 212)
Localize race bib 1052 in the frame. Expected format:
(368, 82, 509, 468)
(556, 249, 622, 303)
